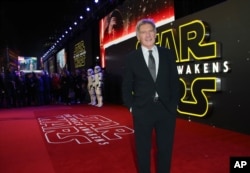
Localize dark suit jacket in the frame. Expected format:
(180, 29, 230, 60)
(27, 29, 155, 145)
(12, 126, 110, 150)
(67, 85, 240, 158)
(122, 46, 180, 114)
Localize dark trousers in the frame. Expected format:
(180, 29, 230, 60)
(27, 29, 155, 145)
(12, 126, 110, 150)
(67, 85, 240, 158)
(132, 100, 176, 173)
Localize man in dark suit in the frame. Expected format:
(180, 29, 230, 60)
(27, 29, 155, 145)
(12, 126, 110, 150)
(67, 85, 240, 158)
(122, 19, 180, 173)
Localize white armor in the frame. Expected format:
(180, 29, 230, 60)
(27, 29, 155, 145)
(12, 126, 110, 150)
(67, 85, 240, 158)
(87, 68, 96, 105)
(94, 65, 103, 107)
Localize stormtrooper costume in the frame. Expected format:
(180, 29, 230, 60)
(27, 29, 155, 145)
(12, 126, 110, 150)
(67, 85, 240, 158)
(94, 65, 103, 107)
(87, 68, 96, 105)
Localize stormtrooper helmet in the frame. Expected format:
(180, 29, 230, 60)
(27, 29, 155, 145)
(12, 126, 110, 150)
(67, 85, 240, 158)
(87, 68, 94, 76)
(94, 65, 102, 73)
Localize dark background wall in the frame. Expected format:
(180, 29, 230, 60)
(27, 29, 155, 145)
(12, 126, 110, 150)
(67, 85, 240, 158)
(174, 0, 226, 19)
(103, 0, 250, 135)
(170, 0, 250, 135)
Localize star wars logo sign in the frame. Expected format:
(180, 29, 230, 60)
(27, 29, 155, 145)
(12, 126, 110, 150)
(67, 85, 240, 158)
(37, 114, 134, 145)
(154, 20, 230, 117)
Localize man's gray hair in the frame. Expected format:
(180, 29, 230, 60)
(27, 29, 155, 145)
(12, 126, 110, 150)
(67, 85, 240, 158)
(135, 18, 157, 36)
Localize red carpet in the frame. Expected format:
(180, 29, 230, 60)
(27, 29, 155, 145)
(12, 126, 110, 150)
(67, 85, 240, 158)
(0, 104, 249, 173)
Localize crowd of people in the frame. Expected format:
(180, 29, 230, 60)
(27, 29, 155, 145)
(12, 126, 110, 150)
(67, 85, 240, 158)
(0, 66, 103, 109)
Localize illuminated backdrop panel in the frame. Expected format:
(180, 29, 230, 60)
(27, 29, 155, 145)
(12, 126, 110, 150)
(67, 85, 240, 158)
(99, 0, 175, 67)
(18, 56, 37, 72)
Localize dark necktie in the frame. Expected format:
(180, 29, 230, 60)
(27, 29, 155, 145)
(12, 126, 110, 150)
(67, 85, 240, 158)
(148, 50, 156, 81)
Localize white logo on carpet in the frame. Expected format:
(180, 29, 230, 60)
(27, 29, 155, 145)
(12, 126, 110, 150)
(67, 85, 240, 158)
(37, 114, 134, 145)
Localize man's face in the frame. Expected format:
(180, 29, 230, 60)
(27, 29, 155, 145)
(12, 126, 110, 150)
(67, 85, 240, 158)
(137, 23, 156, 49)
